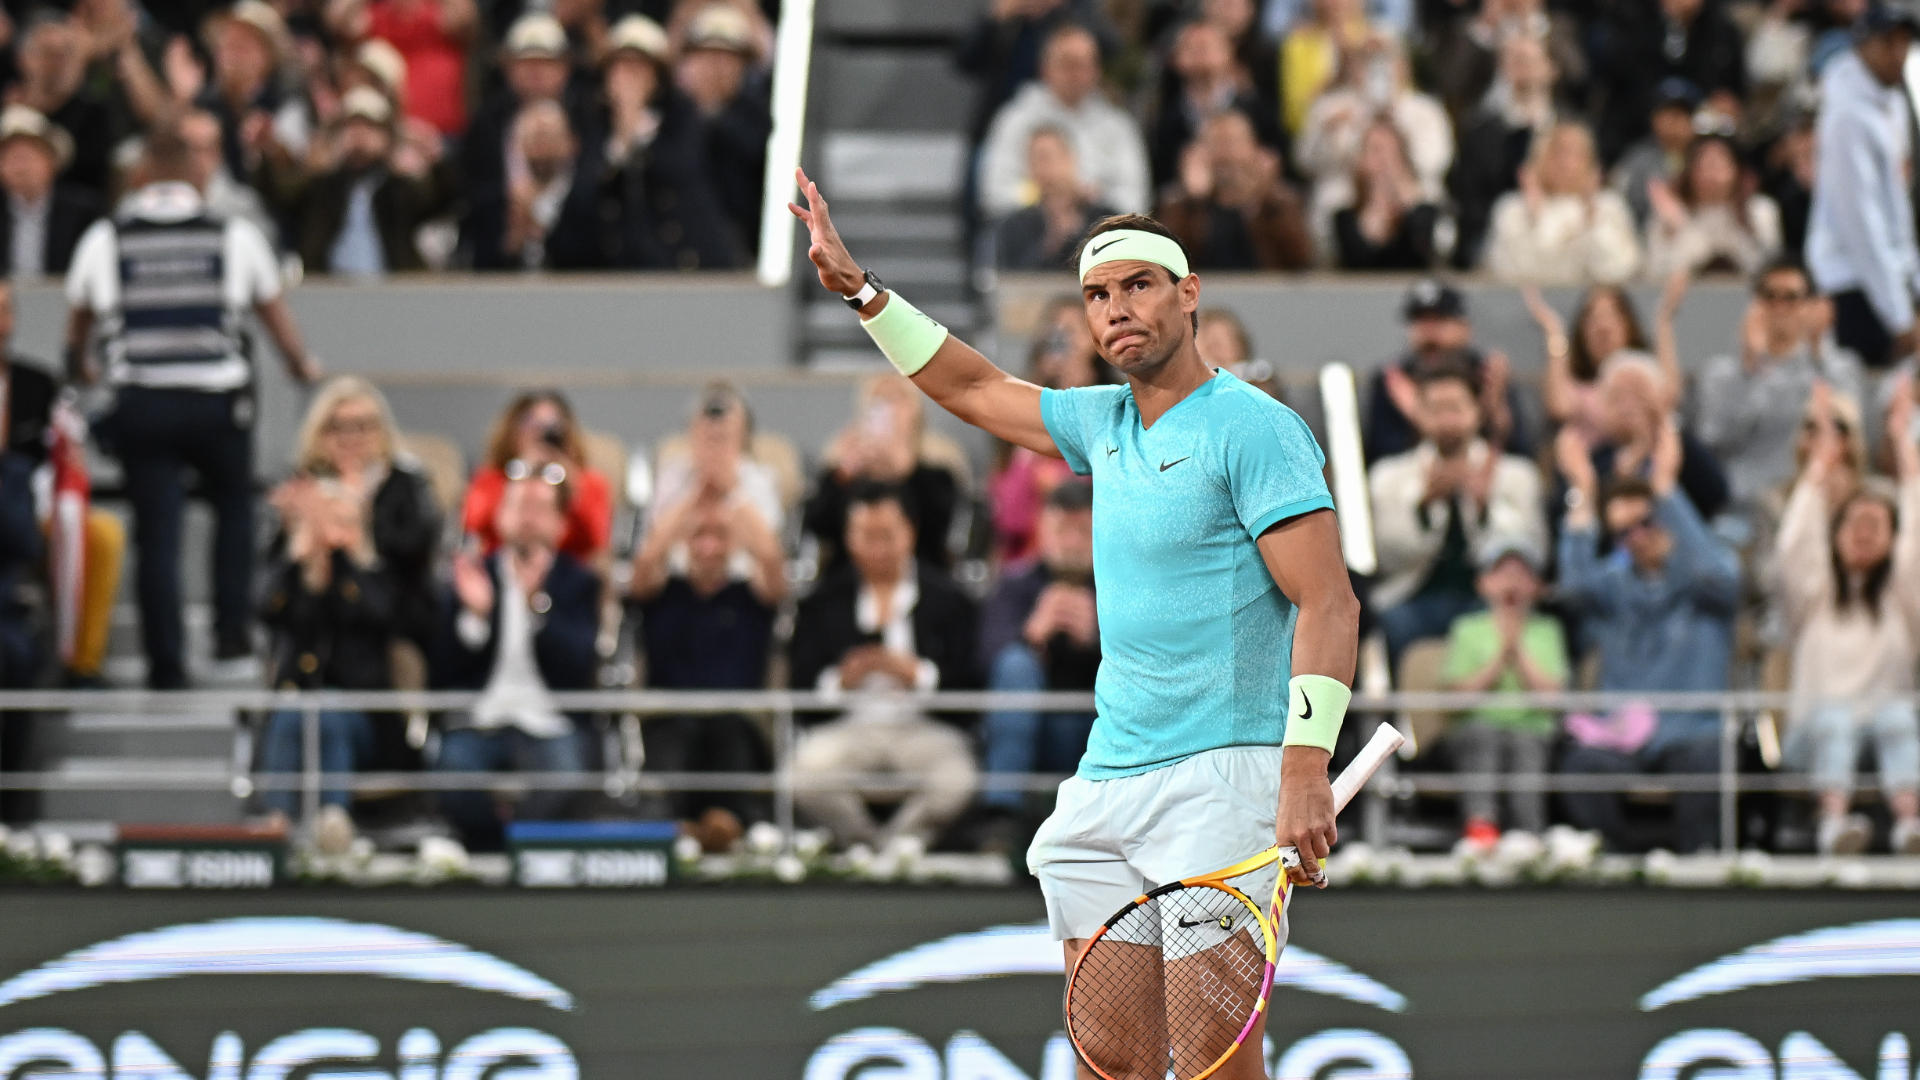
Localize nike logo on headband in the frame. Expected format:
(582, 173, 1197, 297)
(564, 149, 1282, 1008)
(1089, 237, 1125, 257)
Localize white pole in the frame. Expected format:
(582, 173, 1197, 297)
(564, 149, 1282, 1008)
(756, 0, 818, 288)
(1318, 362, 1377, 575)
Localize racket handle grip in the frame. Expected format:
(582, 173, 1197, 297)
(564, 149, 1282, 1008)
(1278, 724, 1406, 878)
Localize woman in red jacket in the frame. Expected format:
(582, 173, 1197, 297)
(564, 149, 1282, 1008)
(461, 390, 611, 563)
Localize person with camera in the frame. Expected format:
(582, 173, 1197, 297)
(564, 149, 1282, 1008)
(460, 390, 612, 565)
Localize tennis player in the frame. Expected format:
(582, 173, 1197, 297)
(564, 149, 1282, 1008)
(792, 172, 1359, 1075)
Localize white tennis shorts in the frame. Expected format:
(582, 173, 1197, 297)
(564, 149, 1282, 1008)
(1027, 745, 1289, 942)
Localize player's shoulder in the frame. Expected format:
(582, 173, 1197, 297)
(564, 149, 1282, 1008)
(1046, 382, 1132, 425)
(1204, 372, 1313, 437)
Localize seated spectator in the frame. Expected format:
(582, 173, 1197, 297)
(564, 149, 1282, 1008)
(0, 106, 98, 278)
(255, 88, 455, 276)
(599, 15, 739, 270)
(179, 108, 277, 246)
(1332, 118, 1444, 270)
(1200, 0, 1280, 99)
(259, 481, 400, 855)
(979, 23, 1150, 218)
(467, 99, 602, 270)
(1155, 109, 1314, 270)
(1443, 534, 1567, 848)
(1368, 359, 1545, 666)
(336, 38, 410, 112)
(325, 0, 479, 138)
(1487, 122, 1641, 284)
(1585, 352, 1730, 521)
(1296, 34, 1451, 255)
(1526, 282, 1676, 445)
(978, 480, 1098, 830)
(1363, 280, 1527, 465)
(1449, 34, 1561, 269)
(279, 377, 442, 653)
(990, 302, 1101, 563)
(1643, 135, 1783, 280)
(1197, 306, 1286, 401)
(457, 14, 594, 207)
(804, 375, 960, 574)
(954, 0, 1119, 153)
(1777, 382, 1920, 854)
(677, 4, 772, 252)
(1280, 0, 1373, 136)
(630, 475, 785, 853)
(1428, 0, 1585, 119)
(1761, 107, 1816, 259)
(1696, 260, 1865, 522)
(432, 473, 602, 852)
(463, 390, 613, 565)
(1590, 0, 1745, 166)
(10, 13, 114, 198)
(789, 483, 979, 856)
(993, 127, 1116, 271)
(1556, 430, 1737, 853)
(653, 381, 785, 538)
(1148, 19, 1285, 188)
(1610, 78, 1701, 229)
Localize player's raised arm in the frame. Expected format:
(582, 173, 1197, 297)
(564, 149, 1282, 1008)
(789, 169, 1058, 457)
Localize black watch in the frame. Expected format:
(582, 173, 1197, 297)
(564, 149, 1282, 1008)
(844, 269, 884, 311)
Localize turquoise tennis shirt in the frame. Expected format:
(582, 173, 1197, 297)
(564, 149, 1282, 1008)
(1040, 369, 1335, 779)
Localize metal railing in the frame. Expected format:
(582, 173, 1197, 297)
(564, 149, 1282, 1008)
(0, 688, 1873, 854)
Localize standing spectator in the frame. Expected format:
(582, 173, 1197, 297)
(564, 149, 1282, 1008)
(459, 14, 593, 211)
(432, 473, 601, 852)
(978, 481, 1098, 829)
(1643, 135, 1783, 280)
(1295, 34, 1452, 254)
(790, 483, 978, 857)
(467, 99, 603, 270)
(1610, 78, 1702, 229)
(1363, 279, 1526, 465)
(630, 478, 784, 852)
(325, 0, 479, 138)
(978, 24, 1150, 218)
(64, 123, 321, 689)
(677, 3, 771, 252)
(1591, 0, 1746, 164)
(1486, 122, 1641, 285)
(1525, 283, 1671, 444)
(1449, 34, 1560, 269)
(255, 87, 455, 276)
(1148, 19, 1285, 189)
(955, 0, 1115, 149)
(1695, 260, 1865, 521)
(1556, 427, 1737, 853)
(1427, 0, 1585, 120)
(193, 2, 313, 181)
(462, 390, 613, 565)
(1368, 360, 1545, 665)
(1776, 382, 1920, 854)
(1443, 534, 1567, 847)
(12, 13, 115, 197)
(280, 377, 442, 654)
(258, 481, 400, 855)
(1806, 1, 1920, 368)
(803, 375, 961, 574)
(993, 127, 1116, 270)
(1280, 0, 1371, 136)
(1155, 109, 1314, 270)
(1332, 118, 1444, 270)
(0, 105, 99, 278)
(600, 15, 739, 270)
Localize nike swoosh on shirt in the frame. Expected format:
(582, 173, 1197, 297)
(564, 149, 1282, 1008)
(1105, 446, 1118, 457)
(1089, 237, 1125, 257)
(1159, 457, 1189, 472)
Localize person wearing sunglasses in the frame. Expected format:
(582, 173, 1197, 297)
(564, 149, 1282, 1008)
(1695, 259, 1866, 527)
(1554, 421, 1740, 853)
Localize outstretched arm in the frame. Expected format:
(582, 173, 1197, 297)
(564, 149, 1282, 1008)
(790, 169, 1059, 458)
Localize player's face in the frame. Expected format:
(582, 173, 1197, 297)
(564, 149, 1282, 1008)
(1082, 261, 1196, 377)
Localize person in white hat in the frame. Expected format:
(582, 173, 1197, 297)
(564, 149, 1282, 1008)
(0, 104, 98, 278)
(119, 2, 311, 176)
(458, 13, 587, 201)
(256, 86, 454, 276)
(676, 2, 770, 249)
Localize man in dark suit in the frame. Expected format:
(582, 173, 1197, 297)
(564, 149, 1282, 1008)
(0, 105, 99, 278)
(465, 98, 604, 271)
(789, 481, 978, 857)
(431, 472, 602, 851)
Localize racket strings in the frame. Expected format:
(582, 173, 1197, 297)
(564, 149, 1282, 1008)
(1067, 886, 1272, 1080)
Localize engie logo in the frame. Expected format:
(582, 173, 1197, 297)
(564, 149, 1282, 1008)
(803, 923, 1413, 1080)
(1637, 918, 1920, 1079)
(0, 917, 579, 1078)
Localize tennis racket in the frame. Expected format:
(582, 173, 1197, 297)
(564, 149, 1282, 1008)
(1064, 723, 1405, 1080)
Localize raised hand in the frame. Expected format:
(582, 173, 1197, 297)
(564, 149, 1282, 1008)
(787, 168, 866, 297)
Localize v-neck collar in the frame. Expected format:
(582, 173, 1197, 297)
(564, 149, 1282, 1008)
(1129, 368, 1226, 432)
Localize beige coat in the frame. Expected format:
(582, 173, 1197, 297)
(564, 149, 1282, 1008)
(1368, 439, 1545, 608)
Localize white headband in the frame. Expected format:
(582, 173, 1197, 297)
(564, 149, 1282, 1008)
(1078, 229, 1191, 283)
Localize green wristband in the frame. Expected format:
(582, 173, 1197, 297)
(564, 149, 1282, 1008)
(1283, 674, 1351, 752)
(860, 291, 949, 377)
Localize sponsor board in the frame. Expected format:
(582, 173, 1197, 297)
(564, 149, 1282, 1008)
(0, 890, 1908, 1076)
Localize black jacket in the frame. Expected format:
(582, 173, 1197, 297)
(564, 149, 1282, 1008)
(788, 563, 979, 723)
(259, 550, 399, 691)
(0, 184, 101, 277)
(369, 461, 443, 648)
(429, 551, 601, 693)
(802, 465, 959, 574)
(978, 562, 1100, 690)
(599, 91, 740, 270)
(464, 152, 608, 271)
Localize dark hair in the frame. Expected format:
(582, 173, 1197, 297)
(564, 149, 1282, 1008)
(846, 479, 918, 531)
(1074, 214, 1199, 333)
(486, 389, 584, 469)
(1046, 478, 1094, 513)
(140, 122, 197, 184)
(1675, 134, 1752, 229)
(1830, 488, 1899, 619)
(1414, 355, 1480, 398)
(1598, 476, 1656, 531)
(1568, 286, 1650, 383)
(1753, 256, 1811, 294)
